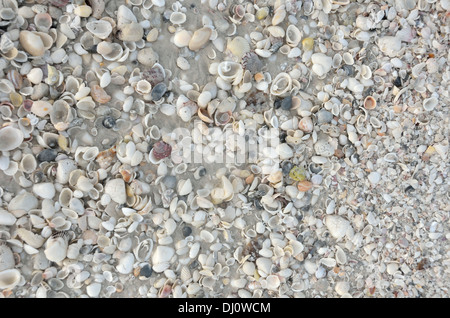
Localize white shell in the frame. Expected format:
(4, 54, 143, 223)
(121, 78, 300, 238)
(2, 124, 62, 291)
(270, 72, 292, 96)
(285, 25, 302, 47)
(0, 269, 21, 290)
(0, 126, 24, 152)
(86, 20, 113, 39)
(0, 210, 16, 226)
(44, 234, 68, 263)
(116, 252, 135, 274)
(311, 53, 333, 77)
(324, 215, 350, 240)
(423, 97, 438, 111)
(104, 179, 126, 204)
(33, 183, 56, 200)
(217, 61, 244, 84)
(0, 244, 15, 271)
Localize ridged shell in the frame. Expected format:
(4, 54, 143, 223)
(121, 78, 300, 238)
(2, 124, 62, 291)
(152, 141, 172, 160)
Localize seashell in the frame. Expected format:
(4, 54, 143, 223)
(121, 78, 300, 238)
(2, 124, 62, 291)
(137, 47, 159, 67)
(242, 52, 263, 74)
(19, 154, 37, 174)
(152, 246, 175, 273)
(217, 61, 244, 84)
(377, 36, 401, 57)
(298, 117, 313, 132)
(286, 25, 302, 47)
(105, 179, 126, 204)
(173, 30, 192, 48)
(116, 252, 135, 274)
(272, 8, 286, 25)
(189, 27, 212, 51)
(342, 52, 354, 65)
(152, 141, 172, 160)
(133, 238, 153, 262)
(91, 84, 111, 104)
(33, 183, 56, 200)
(50, 100, 72, 131)
(0, 269, 21, 290)
(297, 180, 313, 192)
(314, 136, 336, 157)
(270, 72, 292, 96)
(0, 210, 16, 226)
(423, 97, 438, 111)
(170, 12, 186, 24)
(34, 13, 52, 32)
(277, 143, 294, 160)
(7, 70, 23, 90)
(0, 244, 15, 272)
(177, 179, 192, 196)
(214, 110, 232, 126)
(324, 215, 350, 240)
(86, 20, 113, 39)
(135, 80, 152, 95)
(97, 41, 123, 61)
(311, 53, 333, 77)
(19, 31, 45, 56)
(302, 37, 314, 51)
(0, 126, 24, 152)
(363, 96, 377, 110)
(17, 228, 45, 249)
(44, 232, 68, 263)
(227, 36, 250, 59)
(142, 63, 165, 86)
(27, 68, 44, 85)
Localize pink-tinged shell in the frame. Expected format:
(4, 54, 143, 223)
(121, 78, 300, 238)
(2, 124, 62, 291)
(23, 100, 33, 112)
(298, 117, 313, 132)
(159, 284, 172, 298)
(142, 64, 165, 86)
(96, 146, 116, 169)
(152, 141, 172, 160)
(7, 69, 23, 90)
(90, 84, 111, 104)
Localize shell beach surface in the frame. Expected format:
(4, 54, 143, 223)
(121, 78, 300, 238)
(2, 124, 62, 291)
(0, 0, 448, 299)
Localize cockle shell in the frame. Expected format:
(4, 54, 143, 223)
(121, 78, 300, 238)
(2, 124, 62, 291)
(152, 141, 172, 160)
(227, 36, 250, 59)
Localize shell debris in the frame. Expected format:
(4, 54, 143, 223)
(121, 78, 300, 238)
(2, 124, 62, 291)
(0, 0, 447, 299)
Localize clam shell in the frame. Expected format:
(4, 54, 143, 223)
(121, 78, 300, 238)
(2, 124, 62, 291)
(227, 36, 250, 59)
(270, 72, 292, 96)
(19, 31, 45, 56)
(189, 27, 212, 51)
(86, 20, 113, 39)
(0, 126, 24, 152)
(0, 269, 21, 290)
(286, 25, 302, 47)
(173, 30, 192, 48)
(423, 97, 438, 111)
(363, 96, 377, 110)
(44, 234, 68, 263)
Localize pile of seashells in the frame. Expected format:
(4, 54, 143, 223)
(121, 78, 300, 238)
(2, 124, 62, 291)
(0, 0, 449, 298)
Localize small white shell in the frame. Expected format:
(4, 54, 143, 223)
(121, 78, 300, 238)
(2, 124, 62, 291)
(44, 234, 68, 263)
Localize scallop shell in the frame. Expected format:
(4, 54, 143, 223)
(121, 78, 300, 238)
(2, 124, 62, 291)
(227, 36, 250, 59)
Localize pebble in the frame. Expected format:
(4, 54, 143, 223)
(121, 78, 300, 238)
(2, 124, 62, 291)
(37, 149, 58, 162)
(280, 96, 292, 110)
(151, 82, 167, 101)
(139, 264, 153, 278)
(182, 226, 192, 237)
(316, 110, 333, 124)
